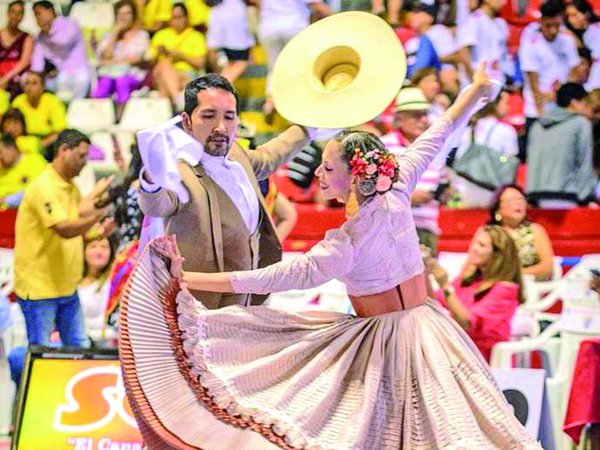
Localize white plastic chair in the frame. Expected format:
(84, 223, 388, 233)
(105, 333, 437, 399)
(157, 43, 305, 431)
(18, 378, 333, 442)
(491, 305, 600, 450)
(69, 2, 115, 29)
(67, 98, 116, 133)
(113, 97, 173, 132)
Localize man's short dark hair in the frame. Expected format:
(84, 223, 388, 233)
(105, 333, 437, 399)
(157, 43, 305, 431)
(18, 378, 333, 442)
(33, 0, 55, 12)
(52, 129, 90, 160)
(184, 74, 240, 116)
(556, 82, 588, 107)
(173, 2, 188, 16)
(540, 0, 564, 18)
(8, 0, 25, 10)
(0, 133, 17, 149)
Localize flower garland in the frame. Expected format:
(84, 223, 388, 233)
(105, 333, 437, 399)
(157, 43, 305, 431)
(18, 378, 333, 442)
(349, 147, 400, 196)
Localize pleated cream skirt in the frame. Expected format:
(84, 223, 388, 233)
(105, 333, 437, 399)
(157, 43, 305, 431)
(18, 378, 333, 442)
(119, 245, 542, 450)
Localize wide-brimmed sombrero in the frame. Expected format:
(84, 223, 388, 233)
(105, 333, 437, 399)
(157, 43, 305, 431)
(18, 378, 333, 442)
(271, 11, 407, 129)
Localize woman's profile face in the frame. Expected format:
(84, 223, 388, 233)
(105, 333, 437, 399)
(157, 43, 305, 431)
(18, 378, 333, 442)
(498, 187, 527, 224)
(468, 229, 494, 268)
(315, 140, 352, 202)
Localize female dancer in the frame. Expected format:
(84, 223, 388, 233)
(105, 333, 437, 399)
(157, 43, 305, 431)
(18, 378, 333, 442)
(120, 65, 541, 449)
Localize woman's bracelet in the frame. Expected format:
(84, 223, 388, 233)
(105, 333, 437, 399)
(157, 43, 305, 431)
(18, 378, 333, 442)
(443, 285, 456, 298)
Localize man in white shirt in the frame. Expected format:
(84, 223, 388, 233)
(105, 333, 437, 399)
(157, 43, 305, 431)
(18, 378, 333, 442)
(458, 0, 509, 83)
(138, 74, 312, 309)
(519, 1, 580, 121)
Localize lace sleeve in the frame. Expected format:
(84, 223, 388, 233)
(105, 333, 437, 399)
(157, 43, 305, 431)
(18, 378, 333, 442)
(395, 115, 454, 195)
(230, 229, 354, 294)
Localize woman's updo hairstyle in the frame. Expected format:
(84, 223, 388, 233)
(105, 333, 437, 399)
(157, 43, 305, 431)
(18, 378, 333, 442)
(333, 130, 400, 197)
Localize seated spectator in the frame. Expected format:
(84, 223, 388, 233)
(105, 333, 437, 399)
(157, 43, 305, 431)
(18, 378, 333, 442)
(11, 71, 66, 149)
(0, 108, 42, 154)
(206, 0, 255, 84)
(565, 0, 600, 90)
(0, 133, 47, 208)
(92, 0, 149, 116)
(78, 236, 118, 345)
(0, 0, 34, 98)
(451, 90, 519, 208)
(489, 184, 555, 280)
(526, 82, 598, 207)
(149, 3, 207, 112)
(428, 225, 524, 362)
(458, 0, 509, 83)
(31, 0, 91, 101)
(136, 0, 171, 34)
(519, 0, 581, 157)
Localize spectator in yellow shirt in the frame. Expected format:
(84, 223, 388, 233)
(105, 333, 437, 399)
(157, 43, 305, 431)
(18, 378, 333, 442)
(149, 3, 207, 111)
(0, 133, 47, 208)
(14, 129, 115, 347)
(11, 71, 66, 149)
(0, 108, 43, 154)
(0, 89, 9, 115)
(136, 0, 172, 33)
(183, 0, 210, 33)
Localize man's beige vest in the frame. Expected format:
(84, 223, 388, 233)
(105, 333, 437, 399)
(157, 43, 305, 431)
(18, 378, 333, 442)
(165, 151, 281, 309)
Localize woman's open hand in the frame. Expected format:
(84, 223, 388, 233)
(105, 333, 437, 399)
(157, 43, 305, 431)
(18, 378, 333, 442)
(153, 235, 185, 280)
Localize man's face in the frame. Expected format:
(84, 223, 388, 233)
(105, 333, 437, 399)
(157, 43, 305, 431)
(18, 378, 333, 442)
(0, 142, 19, 168)
(7, 3, 24, 29)
(23, 73, 44, 99)
(541, 16, 562, 42)
(182, 88, 238, 157)
(62, 141, 90, 178)
(33, 5, 55, 32)
(396, 110, 429, 141)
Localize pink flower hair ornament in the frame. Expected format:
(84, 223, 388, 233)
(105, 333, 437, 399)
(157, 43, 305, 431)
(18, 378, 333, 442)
(349, 147, 400, 197)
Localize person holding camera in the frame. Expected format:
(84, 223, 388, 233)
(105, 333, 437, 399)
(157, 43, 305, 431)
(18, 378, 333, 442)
(381, 86, 450, 255)
(13, 129, 116, 348)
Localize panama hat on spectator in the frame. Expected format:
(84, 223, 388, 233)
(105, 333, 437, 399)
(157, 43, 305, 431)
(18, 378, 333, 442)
(394, 87, 431, 112)
(271, 11, 407, 129)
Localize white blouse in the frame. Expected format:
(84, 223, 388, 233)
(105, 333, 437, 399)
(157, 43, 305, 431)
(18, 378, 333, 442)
(230, 116, 454, 297)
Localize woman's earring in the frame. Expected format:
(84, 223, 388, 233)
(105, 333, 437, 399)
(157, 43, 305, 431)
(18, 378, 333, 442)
(495, 212, 502, 223)
(345, 191, 359, 219)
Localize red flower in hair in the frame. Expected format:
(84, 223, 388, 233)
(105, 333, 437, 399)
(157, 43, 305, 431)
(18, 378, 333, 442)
(350, 154, 368, 177)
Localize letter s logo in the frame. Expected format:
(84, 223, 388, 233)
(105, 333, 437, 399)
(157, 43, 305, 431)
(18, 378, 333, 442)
(54, 366, 137, 433)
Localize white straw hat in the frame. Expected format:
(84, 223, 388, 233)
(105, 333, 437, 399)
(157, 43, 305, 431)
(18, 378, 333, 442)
(271, 11, 407, 128)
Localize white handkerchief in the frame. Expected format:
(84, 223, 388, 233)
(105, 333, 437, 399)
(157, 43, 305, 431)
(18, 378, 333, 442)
(137, 116, 204, 203)
(443, 79, 503, 153)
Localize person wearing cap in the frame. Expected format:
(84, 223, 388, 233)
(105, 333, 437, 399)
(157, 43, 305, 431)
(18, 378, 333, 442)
(381, 86, 449, 255)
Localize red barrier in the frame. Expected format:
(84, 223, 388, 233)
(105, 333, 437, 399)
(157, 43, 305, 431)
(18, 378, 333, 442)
(2, 206, 599, 257)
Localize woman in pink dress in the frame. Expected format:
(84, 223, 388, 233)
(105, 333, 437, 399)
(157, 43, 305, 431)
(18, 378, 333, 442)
(428, 225, 524, 362)
(120, 66, 541, 449)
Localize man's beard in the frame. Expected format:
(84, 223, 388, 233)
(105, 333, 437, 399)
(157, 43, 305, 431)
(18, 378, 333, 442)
(205, 134, 231, 156)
